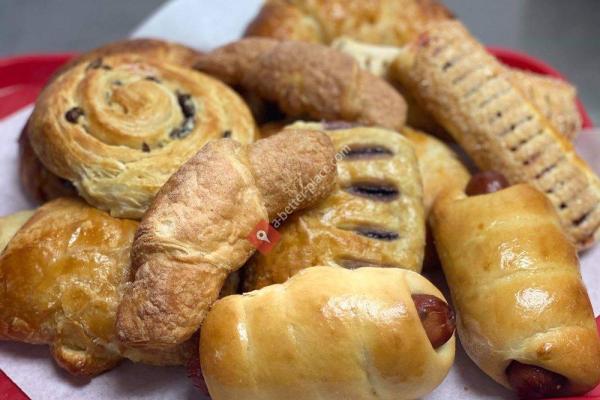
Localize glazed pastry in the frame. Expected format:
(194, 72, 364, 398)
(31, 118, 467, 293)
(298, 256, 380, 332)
(0, 210, 34, 252)
(403, 127, 469, 215)
(244, 122, 425, 291)
(0, 199, 192, 376)
(20, 39, 203, 205)
(201, 267, 456, 400)
(116, 130, 337, 351)
(334, 37, 582, 141)
(244, 0, 452, 46)
(194, 38, 407, 131)
(431, 176, 600, 398)
(28, 52, 257, 218)
(394, 20, 600, 249)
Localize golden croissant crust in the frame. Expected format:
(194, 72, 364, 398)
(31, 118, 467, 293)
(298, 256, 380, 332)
(244, 122, 425, 290)
(0, 199, 192, 376)
(28, 53, 257, 218)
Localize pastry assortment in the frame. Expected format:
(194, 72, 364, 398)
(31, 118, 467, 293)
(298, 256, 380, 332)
(0, 1, 599, 399)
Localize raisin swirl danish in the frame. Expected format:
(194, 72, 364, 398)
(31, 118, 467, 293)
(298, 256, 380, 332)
(393, 20, 600, 249)
(0, 199, 193, 376)
(19, 39, 204, 204)
(28, 52, 257, 218)
(243, 122, 425, 291)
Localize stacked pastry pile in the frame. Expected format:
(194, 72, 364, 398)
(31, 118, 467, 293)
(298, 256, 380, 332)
(0, 1, 599, 399)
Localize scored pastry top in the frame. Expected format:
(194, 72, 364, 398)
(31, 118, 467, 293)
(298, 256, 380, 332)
(243, 122, 425, 291)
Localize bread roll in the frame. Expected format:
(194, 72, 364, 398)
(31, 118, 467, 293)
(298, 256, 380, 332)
(201, 267, 455, 400)
(393, 20, 600, 249)
(244, 122, 425, 290)
(0, 199, 192, 376)
(0, 210, 34, 252)
(194, 38, 407, 131)
(29, 51, 257, 218)
(431, 183, 600, 397)
(116, 130, 337, 351)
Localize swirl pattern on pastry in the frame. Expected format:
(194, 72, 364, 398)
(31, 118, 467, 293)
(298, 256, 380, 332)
(244, 122, 425, 291)
(28, 54, 257, 218)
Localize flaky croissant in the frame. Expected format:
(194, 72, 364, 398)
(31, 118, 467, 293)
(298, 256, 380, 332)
(201, 266, 455, 400)
(393, 20, 600, 249)
(194, 38, 407, 131)
(431, 183, 600, 398)
(0, 199, 192, 376)
(116, 129, 337, 351)
(244, 121, 425, 290)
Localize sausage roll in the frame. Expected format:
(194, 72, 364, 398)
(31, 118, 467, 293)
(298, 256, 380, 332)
(116, 130, 337, 351)
(394, 20, 600, 249)
(28, 51, 257, 218)
(201, 267, 455, 400)
(431, 178, 600, 398)
(0, 199, 192, 376)
(243, 122, 425, 291)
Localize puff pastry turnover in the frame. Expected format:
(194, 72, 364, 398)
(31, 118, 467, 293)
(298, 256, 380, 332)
(244, 122, 425, 290)
(0, 199, 192, 376)
(394, 20, 600, 249)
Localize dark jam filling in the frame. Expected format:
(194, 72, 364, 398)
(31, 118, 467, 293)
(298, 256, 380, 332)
(345, 182, 399, 201)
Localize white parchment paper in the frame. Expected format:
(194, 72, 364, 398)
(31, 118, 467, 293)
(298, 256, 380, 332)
(0, 1, 598, 398)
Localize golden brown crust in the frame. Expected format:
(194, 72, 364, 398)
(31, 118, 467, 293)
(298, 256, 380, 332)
(431, 184, 600, 394)
(244, 122, 425, 290)
(393, 20, 600, 249)
(0, 199, 192, 376)
(509, 69, 582, 141)
(195, 38, 407, 131)
(403, 127, 469, 215)
(116, 130, 337, 350)
(18, 122, 78, 203)
(29, 52, 257, 218)
(245, 0, 452, 46)
(244, 2, 324, 43)
(201, 267, 455, 400)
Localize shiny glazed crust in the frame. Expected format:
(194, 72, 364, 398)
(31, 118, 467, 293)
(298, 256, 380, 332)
(0, 210, 34, 253)
(194, 38, 407, 131)
(403, 127, 469, 215)
(0, 199, 192, 376)
(116, 130, 337, 351)
(430, 184, 600, 394)
(28, 52, 257, 218)
(244, 122, 425, 290)
(245, 0, 452, 46)
(393, 20, 600, 249)
(201, 267, 455, 400)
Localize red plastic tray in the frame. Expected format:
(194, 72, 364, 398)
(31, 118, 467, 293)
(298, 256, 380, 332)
(0, 49, 597, 399)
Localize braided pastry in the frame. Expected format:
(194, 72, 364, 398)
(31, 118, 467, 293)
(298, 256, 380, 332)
(393, 20, 600, 249)
(244, 121, 425, 291)
(116, 130, 337, 350)
(0, 199, 192, 376)
(201, 267, 455, 400)
(28, 52, 257, 218)
(194, 38, 407, 131)
(431, 181, 600, 398)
